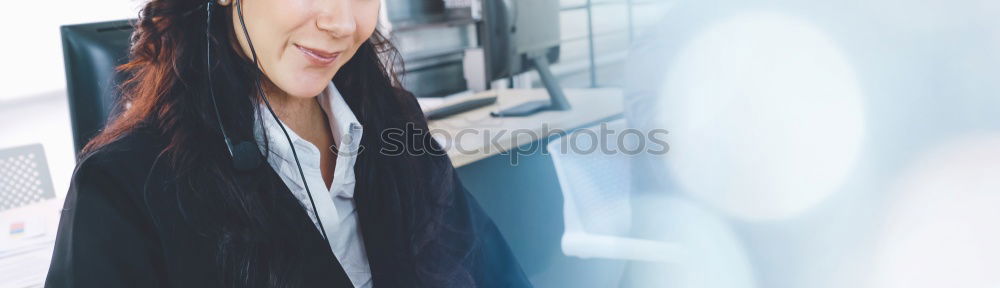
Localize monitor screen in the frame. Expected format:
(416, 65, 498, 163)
(480, 0, 562, 84)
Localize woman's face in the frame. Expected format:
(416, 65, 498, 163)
(231, 0, 380, 98)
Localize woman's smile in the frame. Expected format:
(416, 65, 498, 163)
(295, 44, 340, 66)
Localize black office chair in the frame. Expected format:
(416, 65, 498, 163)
(60, 20, 135, 154)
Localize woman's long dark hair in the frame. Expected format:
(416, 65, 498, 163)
(83, 0, 469, 286)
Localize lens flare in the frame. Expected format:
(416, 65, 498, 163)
(660, 12, 865, 221)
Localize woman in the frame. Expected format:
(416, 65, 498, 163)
(45, 0, 529, 287)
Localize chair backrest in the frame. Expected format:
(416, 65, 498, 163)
(61, 19, 134, 153)
(548, 119, 633, 237)
(0, 144, 56, 212)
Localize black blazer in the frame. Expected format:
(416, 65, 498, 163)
(45, 127, 530, 287)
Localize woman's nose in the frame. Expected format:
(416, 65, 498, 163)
(316, 0, 357, 38)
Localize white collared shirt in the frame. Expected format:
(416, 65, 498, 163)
(254, 83, 372, 288)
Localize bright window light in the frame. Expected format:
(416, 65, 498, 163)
(660, 11, 866, 221)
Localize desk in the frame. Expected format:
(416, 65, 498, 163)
(429, 88, 625, 168)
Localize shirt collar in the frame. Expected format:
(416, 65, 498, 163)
(317, 82, 364, 153)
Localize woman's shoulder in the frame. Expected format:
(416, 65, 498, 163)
(73, 125, 170, 190)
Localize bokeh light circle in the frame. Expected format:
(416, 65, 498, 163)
(660, 12, 866, 221)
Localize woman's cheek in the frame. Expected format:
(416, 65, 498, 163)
(356, 1, 380, 38)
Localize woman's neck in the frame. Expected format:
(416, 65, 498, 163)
(261, 79, 331, 147)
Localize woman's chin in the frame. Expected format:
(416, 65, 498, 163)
(277, 76, 332, 98)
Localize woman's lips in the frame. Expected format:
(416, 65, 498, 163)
(295, 44, 339, 66)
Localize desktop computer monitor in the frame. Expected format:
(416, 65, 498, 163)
(480, 0, 571, 117)
(61, 20, 134, 154)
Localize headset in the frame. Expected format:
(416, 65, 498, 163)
(205, 0, 331, 242)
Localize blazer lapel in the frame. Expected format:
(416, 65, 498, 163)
(237, 164, 356, 287)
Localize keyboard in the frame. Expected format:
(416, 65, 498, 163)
(423, 92, 498, 120)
